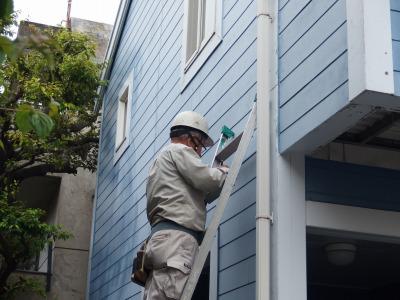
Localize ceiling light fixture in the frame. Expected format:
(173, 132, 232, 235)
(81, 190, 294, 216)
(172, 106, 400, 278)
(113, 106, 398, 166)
(325, 242, 357, 266)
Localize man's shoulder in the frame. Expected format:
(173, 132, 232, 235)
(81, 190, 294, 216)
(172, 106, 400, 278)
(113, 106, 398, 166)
(162, 143, 194, 153)
(157, 143, 187, 158)
(161, 143, 197, 159)
(168, 143, 189, 151)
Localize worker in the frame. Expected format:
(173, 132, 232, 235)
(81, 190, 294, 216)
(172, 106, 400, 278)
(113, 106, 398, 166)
(143, 111, 228, 300)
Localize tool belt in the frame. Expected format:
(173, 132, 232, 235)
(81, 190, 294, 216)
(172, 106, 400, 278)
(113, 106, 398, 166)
(151, 219, 204, 245)
(131, 220, 203, 287)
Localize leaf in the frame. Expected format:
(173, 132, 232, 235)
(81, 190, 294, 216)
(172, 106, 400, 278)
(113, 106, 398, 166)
(30, 111, 54, 138)
(48, 100, 60, 118)
(15, 104, 54, 138)
(0, 140, 4, 152)
(15, 104, 34, 132)
(63, 102, 77, 110)
(0, 0, 13, 20)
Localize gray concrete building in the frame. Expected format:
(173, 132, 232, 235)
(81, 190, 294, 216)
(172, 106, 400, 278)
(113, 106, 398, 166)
(70, 17, 113, 64)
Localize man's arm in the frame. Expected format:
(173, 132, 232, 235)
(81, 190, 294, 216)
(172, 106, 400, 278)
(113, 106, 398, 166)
(170, 145, 228, 200)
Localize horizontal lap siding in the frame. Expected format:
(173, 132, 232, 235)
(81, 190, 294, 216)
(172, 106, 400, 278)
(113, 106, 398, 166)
(306, 158, 400, 211)
(278, 0, 349, 152)
(89, 0, 257, 298)
(392, 0, 400, 95)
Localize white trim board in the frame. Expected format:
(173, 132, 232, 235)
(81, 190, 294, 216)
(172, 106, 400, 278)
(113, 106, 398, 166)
(306, 201, 400, 240)
(271, 154, 307, 300)
(114, 70, 134, 164)
(346, 0, 394, 100)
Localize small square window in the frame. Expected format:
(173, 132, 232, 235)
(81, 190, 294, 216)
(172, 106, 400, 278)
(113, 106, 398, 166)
(182, 0, 222, 89)
(114, 72, 133, 163)
(115, 88, 128, 150)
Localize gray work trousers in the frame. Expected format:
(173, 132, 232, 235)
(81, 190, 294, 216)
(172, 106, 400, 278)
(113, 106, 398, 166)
(143, 229, 198, 300)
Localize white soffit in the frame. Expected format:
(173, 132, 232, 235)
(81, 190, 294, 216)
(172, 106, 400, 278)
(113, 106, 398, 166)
(346, 0, 394, 100)
(306, 201, 400, 239)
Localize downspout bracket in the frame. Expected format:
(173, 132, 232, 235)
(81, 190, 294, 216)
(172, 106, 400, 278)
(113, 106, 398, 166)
(256, 212, 274, 225)
(256, 13, 273, 22)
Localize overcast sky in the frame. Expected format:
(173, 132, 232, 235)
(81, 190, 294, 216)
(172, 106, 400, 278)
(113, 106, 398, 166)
(13, 0, 120, 28)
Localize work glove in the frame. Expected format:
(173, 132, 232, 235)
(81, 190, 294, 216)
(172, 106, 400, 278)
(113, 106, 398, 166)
(218, 166, 229, 174)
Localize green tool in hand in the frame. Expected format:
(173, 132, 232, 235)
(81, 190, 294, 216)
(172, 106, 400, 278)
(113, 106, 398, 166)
(210, 125, 235, 167)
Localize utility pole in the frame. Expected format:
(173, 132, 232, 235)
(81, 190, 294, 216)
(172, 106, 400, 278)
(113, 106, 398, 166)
(66, 0, 72, 30)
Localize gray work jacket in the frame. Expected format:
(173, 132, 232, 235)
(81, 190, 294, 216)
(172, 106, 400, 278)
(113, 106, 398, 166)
(146, 143, 227, 232)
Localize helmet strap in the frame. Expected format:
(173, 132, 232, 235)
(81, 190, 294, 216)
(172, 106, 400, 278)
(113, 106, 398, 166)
(188, 132, 207, 157)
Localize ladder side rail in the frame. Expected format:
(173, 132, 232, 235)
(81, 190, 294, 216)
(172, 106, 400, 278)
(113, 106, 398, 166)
(181, 103, 257, 300)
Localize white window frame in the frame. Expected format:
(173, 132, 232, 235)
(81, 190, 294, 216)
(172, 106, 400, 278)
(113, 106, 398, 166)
(114, 71, 133, 164)
(181, 0, 223, 89)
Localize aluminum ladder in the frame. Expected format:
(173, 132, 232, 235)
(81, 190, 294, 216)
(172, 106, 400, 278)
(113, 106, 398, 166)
(180, 101, 257, 300)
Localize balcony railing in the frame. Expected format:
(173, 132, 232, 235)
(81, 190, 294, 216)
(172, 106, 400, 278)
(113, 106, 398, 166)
(14, 242, 53, 292)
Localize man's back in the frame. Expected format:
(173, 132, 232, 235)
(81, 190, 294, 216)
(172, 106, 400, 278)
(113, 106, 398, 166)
(146, 143, 225, 232)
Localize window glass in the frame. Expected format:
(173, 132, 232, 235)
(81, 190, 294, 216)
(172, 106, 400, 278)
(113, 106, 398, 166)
(182, 0, 221, 88)
(186, 0, 216, 63)
(186, 0, 199, 62)
(116, 88, 128, 150)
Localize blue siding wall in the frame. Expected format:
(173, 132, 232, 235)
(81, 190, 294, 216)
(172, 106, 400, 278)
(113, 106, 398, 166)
(306, 158, 400, 212)
(392, 0, 400, 95)
(278, 0, 349, 152)
(88, 0, 257, 299)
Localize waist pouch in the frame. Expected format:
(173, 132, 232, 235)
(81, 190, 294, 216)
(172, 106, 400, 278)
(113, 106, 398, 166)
(131, 240, 148, 287)
(131, 220, 203, 286)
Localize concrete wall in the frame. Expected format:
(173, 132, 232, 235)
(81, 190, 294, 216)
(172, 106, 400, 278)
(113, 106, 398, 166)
(48, 168, 96, 300)
(11, 170, 94, 300)
(71, 17, 113, 64)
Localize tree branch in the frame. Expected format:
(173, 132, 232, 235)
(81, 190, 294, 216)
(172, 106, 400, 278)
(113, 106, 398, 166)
(12, 164, 77, 181)
(1, 158, 36, 181)
(66, 115, 98, 133)
(66, 136, 99, 147)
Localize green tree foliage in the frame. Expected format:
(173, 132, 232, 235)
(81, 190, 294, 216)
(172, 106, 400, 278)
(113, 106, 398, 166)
(0, 26, 105, 189)
(0, 13, 105, 298)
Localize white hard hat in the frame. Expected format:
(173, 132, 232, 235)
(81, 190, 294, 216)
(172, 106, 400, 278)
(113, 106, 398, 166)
(171, 111, 214, 146)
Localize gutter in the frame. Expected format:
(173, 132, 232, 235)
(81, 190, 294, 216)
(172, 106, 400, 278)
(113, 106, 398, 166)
(94, 0, 132, 113)
(256, 0, 274, 299)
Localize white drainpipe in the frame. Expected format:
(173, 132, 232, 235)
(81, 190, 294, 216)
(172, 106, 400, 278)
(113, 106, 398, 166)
(256, 0, 273, 299)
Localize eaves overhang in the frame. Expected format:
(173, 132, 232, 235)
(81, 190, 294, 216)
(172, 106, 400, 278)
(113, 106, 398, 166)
(280, 0, 400, 154)
(94, 0, 132, 113)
